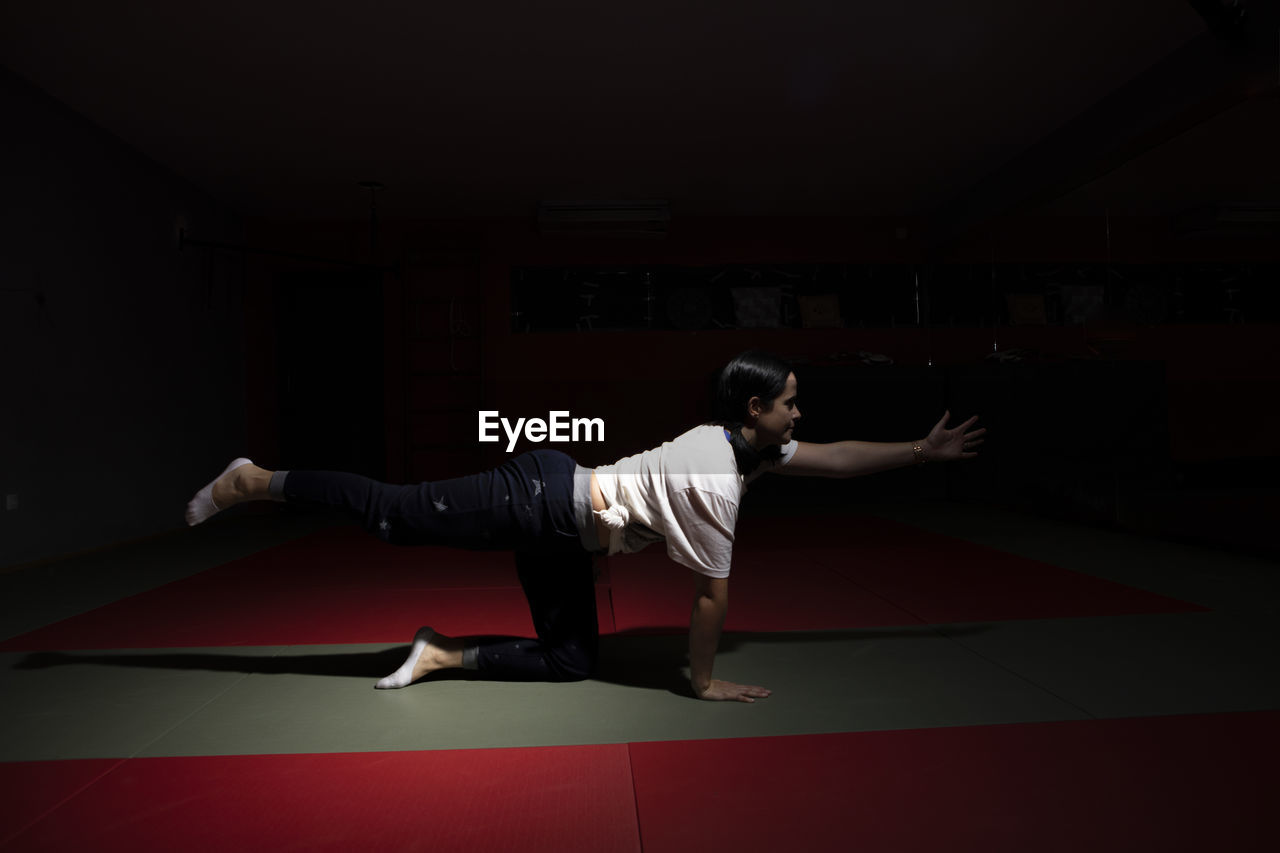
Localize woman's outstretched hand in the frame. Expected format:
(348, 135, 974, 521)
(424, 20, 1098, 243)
(924, 410, 986, 462)
(695, 679, 773, 703)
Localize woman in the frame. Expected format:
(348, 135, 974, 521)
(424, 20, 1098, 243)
(186, 350, 985, 702)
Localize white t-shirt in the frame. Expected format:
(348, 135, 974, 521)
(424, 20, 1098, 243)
(592, 424, 797, 578)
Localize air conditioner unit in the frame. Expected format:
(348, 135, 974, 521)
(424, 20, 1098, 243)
(1174, 203, 1280, 238)
(537, 200, 670, 238)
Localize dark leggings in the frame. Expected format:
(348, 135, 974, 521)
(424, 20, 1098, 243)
(275, 450, 599, 681)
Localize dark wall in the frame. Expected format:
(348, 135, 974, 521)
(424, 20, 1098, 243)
(2, 64, 1271, 568)
(241, 216, 1277, 558)
(0, 67, 245, 568)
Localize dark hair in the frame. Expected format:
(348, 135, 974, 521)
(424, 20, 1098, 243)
(709, 350, 793, 476)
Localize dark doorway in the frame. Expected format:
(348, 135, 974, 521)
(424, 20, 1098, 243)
(276, 269, 386, 479)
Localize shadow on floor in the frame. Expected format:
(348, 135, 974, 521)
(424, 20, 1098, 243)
(11, 624, 991, 698)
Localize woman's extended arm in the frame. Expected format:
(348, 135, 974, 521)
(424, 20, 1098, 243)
(689, 573, 772, 702)
(779, 410, 985, 478)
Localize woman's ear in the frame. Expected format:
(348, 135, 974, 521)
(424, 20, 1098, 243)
(745, 395, 762, 421)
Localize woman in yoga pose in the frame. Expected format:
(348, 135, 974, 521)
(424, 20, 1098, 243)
(186, 350, 984, 702)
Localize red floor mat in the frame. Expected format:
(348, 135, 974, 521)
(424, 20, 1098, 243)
(609, 514, 1204, 633)
(0, 586, 535, 650)
(0, 759, 123, 848)
(629, 711, 1280, 852)
(2, 746, 641, 852)
(0, 537, 614, 650)
(608, 550, 921, 634)
(806, 516, 1204, 622)
(1, 515, 1202, 651)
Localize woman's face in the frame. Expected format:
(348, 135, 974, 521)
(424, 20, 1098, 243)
(751, 372, 800, 445)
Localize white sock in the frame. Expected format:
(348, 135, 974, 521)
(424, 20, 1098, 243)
(375, 626, 435, 690)
(185, 457, 254, 527)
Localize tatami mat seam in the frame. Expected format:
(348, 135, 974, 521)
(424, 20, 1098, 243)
(814, 553, 1108, 719)
(123, 664, 266, 760)
(932, 625, 1101, 720)
(0, 759, 127, 850)
(623, 743, 646, 853)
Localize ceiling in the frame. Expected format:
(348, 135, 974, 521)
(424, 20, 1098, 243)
(1, 1, 1276, 230)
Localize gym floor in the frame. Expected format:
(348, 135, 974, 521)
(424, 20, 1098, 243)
(2, 497, 1276, 851)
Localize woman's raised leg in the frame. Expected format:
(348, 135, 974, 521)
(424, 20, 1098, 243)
(186, 459, 277, 526)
